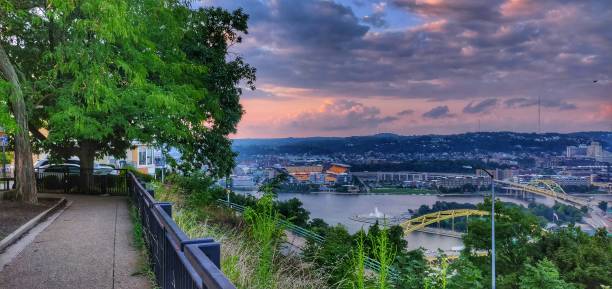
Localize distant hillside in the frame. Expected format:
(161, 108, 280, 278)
(232, 131, 612, 157)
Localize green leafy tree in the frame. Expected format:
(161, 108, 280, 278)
(303, 224, 354, 287)
(463, 198, 542, 284)
(277, 197, 310, 227)
(447, 255, 484, 289)
(394, 249, 428, 289)
(532, 227, 611, 288)
(518, 259, 578, 289)
(308, 218, 330, 236)
(1, 0, 255, 192)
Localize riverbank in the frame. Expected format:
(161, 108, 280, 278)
(279, 190, 518, 197)
(369, 187, 436, 194)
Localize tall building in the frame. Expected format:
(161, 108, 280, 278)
(587, 141, 603, 158)
(566, 146, 576, 158)
(566, 144, 588, 158)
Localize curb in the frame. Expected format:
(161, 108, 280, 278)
(0, 197, 68, 252)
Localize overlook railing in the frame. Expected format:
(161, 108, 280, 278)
(129, 173, 236, 289)
(35, 168, 128, 195)
(0, 177, 13, 191)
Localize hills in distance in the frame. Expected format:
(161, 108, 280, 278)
(232, 131, 612, 157)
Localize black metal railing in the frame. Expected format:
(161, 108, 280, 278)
(34, 168, 128, 195)
(0, 177, 13, 191)
(129, 172, 236, 289)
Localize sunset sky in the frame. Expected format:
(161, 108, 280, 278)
(201, 0, 611, 138)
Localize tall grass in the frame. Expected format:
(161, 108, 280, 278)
(373, 223, 396, 289)
(350, 232, 367, 289)
(157, 180, 327, 289)
(244, 192, 283, 289)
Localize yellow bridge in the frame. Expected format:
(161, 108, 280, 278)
(495, 179, 589, 208)
(400, 209, 489, 235)
(399, 178, 592, 237)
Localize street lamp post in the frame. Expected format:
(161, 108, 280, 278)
(485, 169, 496, 289)
(465, 165, 496, 289)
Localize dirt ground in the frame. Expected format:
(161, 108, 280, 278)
(0, 199, 55, 240)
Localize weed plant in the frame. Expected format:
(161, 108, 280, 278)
(348, 231, 368, 289)
(373, 223, 396, 289)
(244, 192, 283, 289)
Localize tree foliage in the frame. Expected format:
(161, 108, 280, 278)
(463, 198, 611, 289)
(518, 259, 578, 289)
(0, 0, 254, 181)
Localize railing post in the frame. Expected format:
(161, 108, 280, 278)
(158, 202, 171, 217)
(182, 238, 218, 265)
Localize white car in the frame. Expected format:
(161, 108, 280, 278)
(94, 164, 120, 175)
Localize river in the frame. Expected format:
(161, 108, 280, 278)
(236, 191, 556, 253)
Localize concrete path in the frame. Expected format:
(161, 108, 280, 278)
(0, 195, 151, 289)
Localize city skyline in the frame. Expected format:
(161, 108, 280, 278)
(201, 0, 612, 138)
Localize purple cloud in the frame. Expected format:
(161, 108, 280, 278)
(504, 97, 578, 110)
(423, 105, 455, 119)
(397, 109, 415, 116)
(463, 98, 498, 114)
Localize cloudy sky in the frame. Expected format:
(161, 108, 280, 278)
(200, 0, 611, 138)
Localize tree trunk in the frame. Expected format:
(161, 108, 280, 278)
(78, 140, 96, 194)
(0, 44, 37, 203)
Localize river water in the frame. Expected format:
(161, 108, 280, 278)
(235, 188, 611, 252)
(278, 192, 552, 252)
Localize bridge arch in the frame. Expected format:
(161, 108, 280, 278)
(495, 179, 588, 208)
(528, 179, 567, 196)
(400, 209, 489, 235)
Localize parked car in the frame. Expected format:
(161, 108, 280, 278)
(35, 158, 80, 170)
(94, 164, 120, 176)
(41, 164, 81, 176)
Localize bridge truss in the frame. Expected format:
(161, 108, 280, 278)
(494, 179, 589, 208)
(400, 209, 489, 235)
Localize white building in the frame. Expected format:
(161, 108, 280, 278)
(587, 141, 603, 158)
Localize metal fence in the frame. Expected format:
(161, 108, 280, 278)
(129, 173, 236, 289)
(216, 199, 399, 279)
(0, 177, 13, 191)
(34, 168, 128, 195)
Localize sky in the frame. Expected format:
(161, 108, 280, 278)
(199, 0, 612, 138)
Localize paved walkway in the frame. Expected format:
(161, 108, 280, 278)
(0, 195, 151, 289)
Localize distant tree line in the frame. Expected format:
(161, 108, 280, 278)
(233, 132, 612, 157)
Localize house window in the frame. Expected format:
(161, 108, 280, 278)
(138, 147, 147, 166)
(146, 148, 154, 165)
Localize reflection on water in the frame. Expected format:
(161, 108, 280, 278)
(240, 191, 553, 251)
